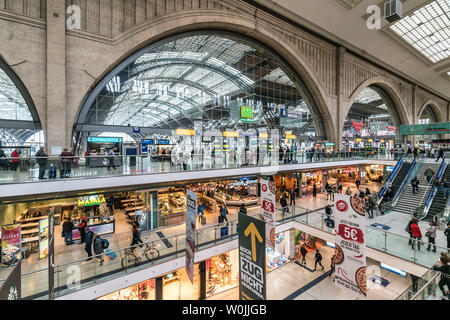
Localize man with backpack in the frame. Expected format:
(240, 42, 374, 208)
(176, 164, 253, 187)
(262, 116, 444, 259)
(314, 249, 324, 271)
(85, 229, 94, 259)
(219, 203, 228, 223)
(94, 234, 108, 266)
(35, 146, 48, 180)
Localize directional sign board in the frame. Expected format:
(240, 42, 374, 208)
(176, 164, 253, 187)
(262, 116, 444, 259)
(238, 213, 266, 300)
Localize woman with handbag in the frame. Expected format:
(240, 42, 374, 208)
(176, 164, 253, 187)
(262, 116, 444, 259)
(426, 221, 437, 253)
(410, 218, 422, 251)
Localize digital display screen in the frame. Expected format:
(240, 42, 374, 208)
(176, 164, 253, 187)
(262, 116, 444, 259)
(88, 137, 122, 143)
(141, 139, 154, 145)
(78, 194, 106, 207)
(158, 139, 170, 145)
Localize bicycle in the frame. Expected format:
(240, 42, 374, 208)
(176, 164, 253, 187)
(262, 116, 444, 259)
(121, 242, 160, 269)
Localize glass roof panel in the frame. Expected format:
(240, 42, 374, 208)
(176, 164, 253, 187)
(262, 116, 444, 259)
(389, 0, 450, 63)
(0, 68, 33, 121)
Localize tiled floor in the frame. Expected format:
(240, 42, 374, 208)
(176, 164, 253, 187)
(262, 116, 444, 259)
(207, 246, 411, 300)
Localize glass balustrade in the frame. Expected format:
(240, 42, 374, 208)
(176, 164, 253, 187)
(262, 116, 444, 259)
(0, 152, 402, 184)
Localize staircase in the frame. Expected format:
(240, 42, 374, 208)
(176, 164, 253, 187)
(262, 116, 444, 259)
(394, 163, 441, 215)
(423, 165, 450, 222)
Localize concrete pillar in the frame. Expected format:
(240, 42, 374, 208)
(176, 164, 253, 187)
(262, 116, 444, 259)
(46, 0, 67, 154)
(411, 85, 417, 146)
(336, 46, 346, 150)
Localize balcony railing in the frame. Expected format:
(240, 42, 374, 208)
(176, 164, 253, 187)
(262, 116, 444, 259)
(0, 151, 402, 184)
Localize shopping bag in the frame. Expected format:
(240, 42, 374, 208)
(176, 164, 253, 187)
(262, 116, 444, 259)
(105, 249, 116, 259)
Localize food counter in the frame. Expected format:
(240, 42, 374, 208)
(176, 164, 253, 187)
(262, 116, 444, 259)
(71, 215, 115, 240)
(213, 192, 258, 206)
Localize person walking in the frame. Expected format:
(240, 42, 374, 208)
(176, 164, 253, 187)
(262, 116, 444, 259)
(59, 148, 74, 178)
(107, 147, 117, 170)
(355, 179, 361, 190)
(410, 274, 420, 293)
(325, 205, 332, 219)
(337, 181, 343, 194)
(325, 182, 334, 201)
(411, 177, 419, 194)
(365, 187, 371, 197)
(107, 195, 115, 214)
(78, 216, 87, 244)
(35, 146, 48, 180)
(197, 203, 205, 223)
(85, 229, 94, 259)
(300, 245, 308, 265)
(443, 179, 449, 198)
(436, 149, 444, 162)
(0, 149, 7, 170)
(93, 234, 105, 266)
(329, 255, 336, 279)
(280, 194, 289, 215)
(424, 167, 435, 184)
(445, 223, 450, 254)
(312, 183, 317, 197)
(406, 218, 414, 246)
(130, 222, 143, 247)
(367, 196, 375, 219)
(410, 218, 422, 251)
(345, 187, 352, 195)
(290, 188, 296, 206)
(314, 250, 324, 271)
(62, 217, 74, 245)
(219, 203, 228, 223)
(10, 149, 20, 171)
(426, 221, 437, 253)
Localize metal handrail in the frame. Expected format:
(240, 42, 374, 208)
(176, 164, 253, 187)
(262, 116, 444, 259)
(392, 158, 417, 206)
(410, 271, 441, 300)
(377, 155, 404, 205)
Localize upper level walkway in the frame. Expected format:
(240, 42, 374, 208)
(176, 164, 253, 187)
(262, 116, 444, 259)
(0, 152, 399, 199)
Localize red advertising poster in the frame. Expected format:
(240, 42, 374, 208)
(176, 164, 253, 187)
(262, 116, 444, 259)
(1, 224, 22, 267)
(260, 179, 276, 249)
(332, 194, 366, 298)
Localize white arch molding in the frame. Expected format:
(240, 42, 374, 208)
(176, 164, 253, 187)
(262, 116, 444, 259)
(417, 99, 445, 123)
(69, 11, 336, 145)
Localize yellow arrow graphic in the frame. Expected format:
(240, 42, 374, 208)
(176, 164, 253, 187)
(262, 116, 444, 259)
(244, 222, 263, 262)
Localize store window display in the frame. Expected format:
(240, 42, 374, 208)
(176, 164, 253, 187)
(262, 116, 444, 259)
(163, 264, 200, 300)
(98, 279, 155, 300)
(294, 230, 324, 258)
(266, 231, 293, 271)
(206, 250, 239, 297)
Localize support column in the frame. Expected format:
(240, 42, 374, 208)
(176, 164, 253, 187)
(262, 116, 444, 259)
(46, 0, 67, 154)
(336, 46, 346, 151)
(411, 85, 418, 146)
(199, 260, 206, 300)
(155, 276, 163, 300)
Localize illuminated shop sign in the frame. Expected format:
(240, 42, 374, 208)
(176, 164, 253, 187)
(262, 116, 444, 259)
(157, 139, 170, 145)
(386, 166, 395, 172)
(175, 129, 195, 136)
(380, 263, 406, 277)
(87, 137, 123, 143)
(141, 139, 154, 145)
(285, 134, 296, 140)
(352, 121, 364, 131)
(78, 194, 106, 207)
(240, 106, 254, 122)
(223, 131, 239, 138)
(258, 133, 268, 139)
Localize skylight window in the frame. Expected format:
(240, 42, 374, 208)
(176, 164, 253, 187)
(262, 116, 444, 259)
(389, 0, 450, 63)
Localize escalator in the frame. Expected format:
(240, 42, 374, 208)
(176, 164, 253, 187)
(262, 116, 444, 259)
(390, 161, 412, 197)
(423, 165, 450, 222)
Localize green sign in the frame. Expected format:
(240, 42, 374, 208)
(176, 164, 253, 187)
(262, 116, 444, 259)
(238, 213, 266, 300)
(400, 123, 450, 136)
(240, 106, 254, 122)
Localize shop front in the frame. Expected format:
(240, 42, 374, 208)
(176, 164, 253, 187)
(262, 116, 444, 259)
(86, 136, 123, 167)
(266, 230, 294, 271)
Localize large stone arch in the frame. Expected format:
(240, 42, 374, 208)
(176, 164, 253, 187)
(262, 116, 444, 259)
(342, 76, 411, 135)
(417, 99, 445, 123)
(0, 54, 42, 130)
(68, 10, 336, 145)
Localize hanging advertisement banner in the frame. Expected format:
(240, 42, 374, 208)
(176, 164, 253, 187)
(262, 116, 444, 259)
(260, 179, 276, 249)
(0, 259, 21, 300)
(1, 223, 21, 267)
(48, 208, 55, 300)
(332, 194, 366, 299)
(185, 190, 197, 284)
(239, 213, 266, 300)
(39, 218, 49, 260)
